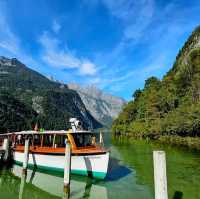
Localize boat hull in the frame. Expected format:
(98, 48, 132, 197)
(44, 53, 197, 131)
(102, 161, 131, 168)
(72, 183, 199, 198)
(13, 151, 109, 179)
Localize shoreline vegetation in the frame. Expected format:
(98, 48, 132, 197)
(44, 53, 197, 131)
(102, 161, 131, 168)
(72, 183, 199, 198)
(113, 133, 200, 150)
(112, 26, 200, 150)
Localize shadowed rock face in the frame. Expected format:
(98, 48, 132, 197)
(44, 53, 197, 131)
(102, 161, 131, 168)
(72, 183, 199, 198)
(68, 83, 126, 127)
(0, 56, 101, 132)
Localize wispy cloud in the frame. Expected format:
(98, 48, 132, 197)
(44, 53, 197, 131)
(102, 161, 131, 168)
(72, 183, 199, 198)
(80, 60, 97, 75)
(86, 0, 158, 93)
(52, 20, 61, 33)
(1, 0, 200, 99)
(102, 0, 155, 41)
(86, 0, 200, 98)
(0, 1, 40, 68)
(39, 32, 97, 75)
(39, 32, 80, 68)
(99, 54, 165, 86)
(0, 1, 20, 55)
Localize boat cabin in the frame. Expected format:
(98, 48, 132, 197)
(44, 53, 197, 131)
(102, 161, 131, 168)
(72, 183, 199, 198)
(0, 130, 105, 155)
(0, 118, 106, 155)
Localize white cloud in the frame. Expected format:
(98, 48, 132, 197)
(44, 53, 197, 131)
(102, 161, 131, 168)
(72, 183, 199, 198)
(0, 0, 199, 99)
(104, 55, 164, 85)
(102, 0, 155, 40)
(39, 32, 97, 76)
(88, 77, 101, 84)
(39, 32, 80, 68)
(83, 0, 155, 41)
(80, 60, 96, 75)
(52, 20, 61, 33)
(0, 1, 40, 68)
(0, 2, 20, 54)
(91, 0, 157, 90)
(91, 0, 200, 95)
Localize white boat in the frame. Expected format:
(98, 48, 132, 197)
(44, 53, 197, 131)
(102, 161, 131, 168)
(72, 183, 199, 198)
(1, 118, 110, 179)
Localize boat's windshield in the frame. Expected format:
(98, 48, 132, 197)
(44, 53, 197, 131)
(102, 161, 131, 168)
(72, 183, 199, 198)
(72, 133, 97, 147)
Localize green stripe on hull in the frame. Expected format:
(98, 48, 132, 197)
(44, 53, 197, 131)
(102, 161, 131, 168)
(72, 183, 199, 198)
(14, 160, 106, 180)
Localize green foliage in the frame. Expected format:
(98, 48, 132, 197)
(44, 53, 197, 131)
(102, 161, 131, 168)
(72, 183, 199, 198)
(0, 92, 37, 132)
(132, 89, 142, 100)
(0, 57, 101, 133)
(112, 26, 200, 139)
(144, 76, 161, 90)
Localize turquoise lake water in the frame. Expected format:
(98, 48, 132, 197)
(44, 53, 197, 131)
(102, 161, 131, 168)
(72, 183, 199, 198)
(0, 134, 200, 199)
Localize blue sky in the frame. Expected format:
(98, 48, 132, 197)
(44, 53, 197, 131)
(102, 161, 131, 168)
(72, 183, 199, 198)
(0, 0, 200, 100)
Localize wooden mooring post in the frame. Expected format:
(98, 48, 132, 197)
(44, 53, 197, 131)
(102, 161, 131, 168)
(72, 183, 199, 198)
(22, 139, 29, 174)
(153, 151, 168, 199)
(2, 138, 9, 162)
(19, 172, 26, 199)
(63, 141, 71, 197)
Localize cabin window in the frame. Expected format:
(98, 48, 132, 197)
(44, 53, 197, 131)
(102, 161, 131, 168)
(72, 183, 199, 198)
(72, 133, 97, 147)
(14, 133, 67, 148)
(42, 135, 52, 147)
(40, 134, 66, 147)
(33, 134, 40, 146)
(16, 134, 26, 145)
(54, 135, 66, 147)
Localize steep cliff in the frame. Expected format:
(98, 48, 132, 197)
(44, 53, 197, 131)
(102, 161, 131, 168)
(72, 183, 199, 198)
(68, 83, 126, 127)
(0, 56, 101, 132)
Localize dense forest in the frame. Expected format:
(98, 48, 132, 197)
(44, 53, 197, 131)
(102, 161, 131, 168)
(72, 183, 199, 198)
(112, 26, 200, 146)
(0, 57, 101, 133)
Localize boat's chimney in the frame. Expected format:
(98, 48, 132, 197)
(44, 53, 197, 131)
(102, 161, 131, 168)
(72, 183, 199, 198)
(69, 118, 76, 133)
(69, 118, 82, 133)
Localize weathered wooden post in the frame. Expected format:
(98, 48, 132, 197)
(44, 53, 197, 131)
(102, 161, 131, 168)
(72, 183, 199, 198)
(63, 141, 71, 196)
(2, 138, 9, 162)
(23, 139, 29, 174)
(153, 151, 168, 199)
(19, 172, 26, 199)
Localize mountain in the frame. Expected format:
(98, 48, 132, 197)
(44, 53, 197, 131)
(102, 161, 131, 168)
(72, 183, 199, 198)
(112, 25, 200, 138)
(68, 83, 126, 127)
(0, 93, 37, 132)
(0, 56, 101, 133)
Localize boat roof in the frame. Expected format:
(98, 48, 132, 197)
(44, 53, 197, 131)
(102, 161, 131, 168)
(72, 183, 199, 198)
(0, 129, 96, 136)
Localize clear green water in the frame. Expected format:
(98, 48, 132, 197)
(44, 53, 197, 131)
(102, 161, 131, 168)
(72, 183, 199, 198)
(0, 136, 200, 199)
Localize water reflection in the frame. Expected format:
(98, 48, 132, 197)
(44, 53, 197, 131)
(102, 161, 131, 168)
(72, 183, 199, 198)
(106, 157, 132, 181)
(1, 135, 199, 199)
(19, 172, 27, 199)
(63, 187, 70, 199)
(173, 191, 183, 199)
(0, 165, 108, 199)
(112, 138, 200, 199)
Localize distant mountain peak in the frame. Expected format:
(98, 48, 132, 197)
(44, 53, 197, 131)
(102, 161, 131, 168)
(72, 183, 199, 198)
(68, 83, 125, 102)
(68, 82, 126, 127)
(0, 56, 24, 67)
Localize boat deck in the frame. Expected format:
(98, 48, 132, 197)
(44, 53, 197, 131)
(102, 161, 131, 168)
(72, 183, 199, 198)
(14, 146, 107, 155)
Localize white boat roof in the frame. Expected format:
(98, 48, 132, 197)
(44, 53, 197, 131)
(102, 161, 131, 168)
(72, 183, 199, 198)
(14, 130, 67, 135)
(0, 129, 95, 136)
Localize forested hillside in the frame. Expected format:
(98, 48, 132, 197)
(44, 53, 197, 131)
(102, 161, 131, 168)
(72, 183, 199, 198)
(0, 57, 101, 133)
(112, 26, 200, 141)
